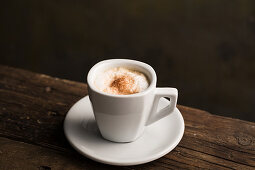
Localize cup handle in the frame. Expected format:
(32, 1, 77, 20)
(146, 88, 178, 126)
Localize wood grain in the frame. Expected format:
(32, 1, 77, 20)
(0, 65, 254, 169)
(0, 137, 124, 170)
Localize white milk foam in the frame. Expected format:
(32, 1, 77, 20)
(94, 67, 149, 95)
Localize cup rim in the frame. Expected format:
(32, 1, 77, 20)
(87, 59, 157, 98)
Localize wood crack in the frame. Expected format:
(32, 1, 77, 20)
(180, 145, 255, 168)
(159, 156, 202, 169)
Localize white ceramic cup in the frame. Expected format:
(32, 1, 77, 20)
(87, 59, 178, 142)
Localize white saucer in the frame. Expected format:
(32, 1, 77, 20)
(64, 96, 185, 166)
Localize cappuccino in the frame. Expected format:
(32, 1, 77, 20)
(94, 67, 149, 95)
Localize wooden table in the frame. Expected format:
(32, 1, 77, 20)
(0, 65, 254, 170)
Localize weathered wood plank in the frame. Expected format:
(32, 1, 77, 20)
(0, 136, 205, 170)
(0, 64, 87, 104)
(0, 137, 126, 170)
(0, 65, 255, 169)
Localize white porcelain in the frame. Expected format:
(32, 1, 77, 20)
(64, 96, 185, 166)
(87, 59, 178, 142)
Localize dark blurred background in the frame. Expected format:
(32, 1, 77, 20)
(1, 0, 255, 121)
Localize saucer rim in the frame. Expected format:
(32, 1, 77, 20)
(64, 96, 185, 166)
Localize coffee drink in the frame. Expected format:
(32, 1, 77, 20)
(94, 67, 149, 95)
(88, 59, 178, 142)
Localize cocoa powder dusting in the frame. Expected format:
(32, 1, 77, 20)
(110, 75, 139, 95)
